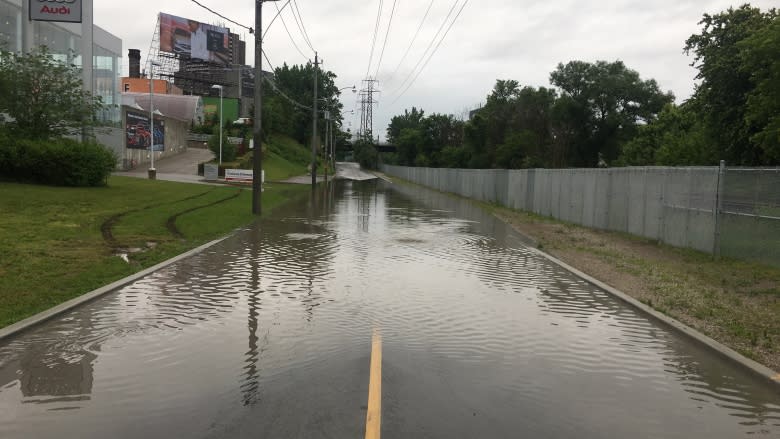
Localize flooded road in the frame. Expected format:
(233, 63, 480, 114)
(1, 180, 779, 438)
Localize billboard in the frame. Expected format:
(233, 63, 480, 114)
(202, 97, 239, 123)
(30, 0, 82, 23)
(126, 110, 165, 152)
(159, 12, 230, 65)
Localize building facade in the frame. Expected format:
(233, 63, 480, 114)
(0, 0, 122, 123)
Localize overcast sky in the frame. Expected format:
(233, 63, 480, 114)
(95, 0, 776, 139)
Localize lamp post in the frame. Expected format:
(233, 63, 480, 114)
(148, 60, 161, 180)
(211, 84, 224, 164)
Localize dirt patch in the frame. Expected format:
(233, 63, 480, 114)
(490, 206, 780, 372)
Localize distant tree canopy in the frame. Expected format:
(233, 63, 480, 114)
(385, 61, 672, 168)
(384, 4, 779, 169)
(261, 63, 348, 151)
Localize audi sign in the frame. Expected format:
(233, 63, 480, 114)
(30, 0, 82, 23)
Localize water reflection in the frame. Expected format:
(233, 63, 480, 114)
(241, 225, 262, 407)
(0, 179, 778, 438)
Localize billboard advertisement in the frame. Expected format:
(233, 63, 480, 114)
(202, 97, 239, 123)
(126, 110, 165, 152)
(159, 12, 230, 65)
(30, 0, 82, 23)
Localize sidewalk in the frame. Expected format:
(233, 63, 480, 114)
(114, 148, 216, 185)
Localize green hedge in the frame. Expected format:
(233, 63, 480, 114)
(0, 136, 115, 187)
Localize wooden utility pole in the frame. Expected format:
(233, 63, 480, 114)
(253, 1, 276, 214)
(311, 52, 319, 187)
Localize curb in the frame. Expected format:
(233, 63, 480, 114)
(526, 245, 780, 388)
(0, 235, 231, 342)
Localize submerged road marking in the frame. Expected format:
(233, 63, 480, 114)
(365, 329, 382, 439)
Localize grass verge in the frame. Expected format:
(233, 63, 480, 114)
(0, 176, 308, 329)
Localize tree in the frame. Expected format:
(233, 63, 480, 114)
(418, 113, 464, 167)
(353, 138, 378, 169)
(387, 107, 425, 145)
(0, 47, 104, 139)
(738, 16, 780, 163)
(265, 63, 345, 146)
(395, 127, 424, 166)
(684, 5, 778, 165)
(461, 82, 556, 169)
(618, 103, 712, 166)
(549, 60, 673, 166)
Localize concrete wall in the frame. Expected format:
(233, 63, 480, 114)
(382, 165, 721, 254)
(112, 109, 191, 170)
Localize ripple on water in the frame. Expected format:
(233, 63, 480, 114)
(0, 181, 779, 438)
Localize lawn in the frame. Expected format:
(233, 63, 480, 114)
(203, 134, 312, 182)
(0, 176, 308, 328)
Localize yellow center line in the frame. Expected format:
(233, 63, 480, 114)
(365, 329, 382, 439)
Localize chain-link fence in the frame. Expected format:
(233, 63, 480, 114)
(381, 164, 780, 266)
(719, 168, 780, 266)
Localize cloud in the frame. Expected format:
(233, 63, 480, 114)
(94, 0, 777, 138)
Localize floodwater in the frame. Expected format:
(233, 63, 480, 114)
(1, 180, 779, 438)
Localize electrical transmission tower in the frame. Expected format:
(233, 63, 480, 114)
(358, 79, 379, 142)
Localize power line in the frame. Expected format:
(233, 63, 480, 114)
(364, 0, 384, 79)
(264, 0, 292, 38)
(261, 51, 313, 111)
(290, 0, 316, 52)
(274, 1, 310, 60)
(189, 0, 253, 32)
(391, 0, 469, 105)
(262, 48, 276, 71)
(387, 0, 459, 99)
(372, 0, 398, 80)
(384, 0, 433, 83)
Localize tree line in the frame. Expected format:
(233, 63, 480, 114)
(260, 63, 350, 151)
(384, 4, 779, 169)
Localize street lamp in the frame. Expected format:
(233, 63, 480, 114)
(148, 60, 162, 180)
(211, 84, 223, 164)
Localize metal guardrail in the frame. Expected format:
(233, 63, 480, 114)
(188, 133, 210, 142)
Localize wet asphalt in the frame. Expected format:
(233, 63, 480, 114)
(1, 180, 779, 438)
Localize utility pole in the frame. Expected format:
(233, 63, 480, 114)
(253, 1, 278, 214)
(323, 109, 329, 182)
(311, 52, 319, 187)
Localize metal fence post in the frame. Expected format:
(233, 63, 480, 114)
(713, 160, 726, 258)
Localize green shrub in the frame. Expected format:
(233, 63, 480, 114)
(208, 130, 237, 162)
(267, 135, 311, 166)
(0, 136, 115, 186)
(354, 140, 378, 169)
